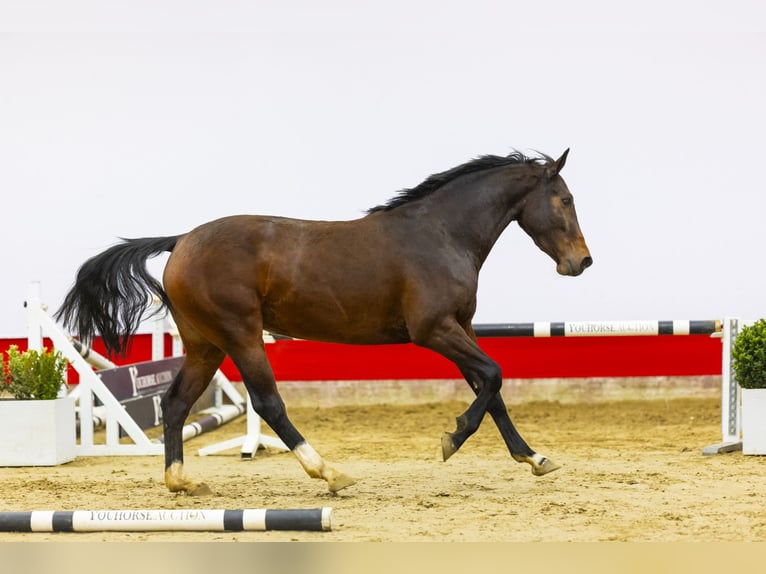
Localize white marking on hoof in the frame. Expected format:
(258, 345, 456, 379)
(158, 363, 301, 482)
(294, 442, 357, 493)
(513, 453, 561, 476)
(164, 462, 212, 495)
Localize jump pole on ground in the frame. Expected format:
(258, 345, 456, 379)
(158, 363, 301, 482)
(0, 508, 333, 532)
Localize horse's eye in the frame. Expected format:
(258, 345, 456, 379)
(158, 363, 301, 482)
(561, 197, 572, 207)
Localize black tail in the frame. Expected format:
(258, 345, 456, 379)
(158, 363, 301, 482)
(55, 235, 181, 356)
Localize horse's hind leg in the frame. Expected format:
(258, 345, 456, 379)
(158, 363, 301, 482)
(161, 340, 225, 496)
(230, 341, 357, 493)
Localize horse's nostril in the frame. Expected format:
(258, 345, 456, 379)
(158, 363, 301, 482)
(581, 256, 593, 271)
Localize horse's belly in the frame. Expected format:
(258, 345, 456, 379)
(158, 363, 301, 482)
(262, 297, 410, 345)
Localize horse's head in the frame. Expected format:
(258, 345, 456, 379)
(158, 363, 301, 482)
(517, 149, 592, 276)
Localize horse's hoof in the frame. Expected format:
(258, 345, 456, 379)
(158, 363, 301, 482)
(441, 432, 458, 461)
(327, 473, 357, 493)
(531, 457, 561, 477)
(188, 482, 214, 496)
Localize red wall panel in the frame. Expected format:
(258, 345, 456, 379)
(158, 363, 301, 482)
(2, 333, 723, 383)
(261, 335, 722, 381)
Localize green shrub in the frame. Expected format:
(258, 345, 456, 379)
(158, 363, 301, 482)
(732, 319, 766, 389)
(2, 345, 67, 400)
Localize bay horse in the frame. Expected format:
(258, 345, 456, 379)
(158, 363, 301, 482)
(56, 149, 592, 496)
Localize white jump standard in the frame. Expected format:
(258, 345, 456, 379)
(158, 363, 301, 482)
(0, 508, 333, 532)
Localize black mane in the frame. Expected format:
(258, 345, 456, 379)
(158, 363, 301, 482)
(367, 150, 552, 213)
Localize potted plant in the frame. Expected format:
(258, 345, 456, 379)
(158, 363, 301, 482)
(0, 345, 76, 465)
(731, 318, 766, 455)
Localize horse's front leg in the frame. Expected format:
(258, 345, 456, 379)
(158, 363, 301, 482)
(445, 373, 560, 475)
(423, 321, 560, 476)
(485, 389, 561, 476)
(457, 339, 561, 476)
(418, 321, 503, 459)
(440, 359, 501, 461)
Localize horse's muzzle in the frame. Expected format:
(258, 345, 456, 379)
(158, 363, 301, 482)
(558, 255, 593, 276)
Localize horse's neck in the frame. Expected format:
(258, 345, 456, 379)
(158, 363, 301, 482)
(425, 167, 538, 263)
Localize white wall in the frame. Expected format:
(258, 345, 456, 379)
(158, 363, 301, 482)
(1, 0, 764, 337)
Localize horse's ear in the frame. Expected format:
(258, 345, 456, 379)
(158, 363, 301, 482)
(554, 148, 569, 175)
(544, 148, 569, 180)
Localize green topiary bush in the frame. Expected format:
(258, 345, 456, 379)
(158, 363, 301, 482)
(2, 345, 67, 400)
(732, 319, 766, 389)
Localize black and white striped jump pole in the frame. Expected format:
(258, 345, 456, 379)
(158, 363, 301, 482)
(472, 320, 721, 338)
(267, 320, 722, 341)
(0, 508, 332, 532)
(156, 402, 247, 443)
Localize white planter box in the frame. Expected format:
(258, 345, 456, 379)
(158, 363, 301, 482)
(742, 388, 766, 455)
(0, 397, 76, 466)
